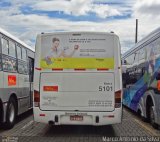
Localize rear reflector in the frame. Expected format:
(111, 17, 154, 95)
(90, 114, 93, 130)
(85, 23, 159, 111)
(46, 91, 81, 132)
(108, 115, 115, 118)
(103, 115, 115, 118)
(39, 114, 45, 117)
(115, 90, 121, 108)
(34, 90, 40, 107)
(43, 86, 58, 92)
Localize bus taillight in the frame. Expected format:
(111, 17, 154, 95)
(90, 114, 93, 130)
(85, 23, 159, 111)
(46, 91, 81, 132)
(115, 90, 121, 108)
(34, 90, 40, 107)
(157, 80, 160, 91)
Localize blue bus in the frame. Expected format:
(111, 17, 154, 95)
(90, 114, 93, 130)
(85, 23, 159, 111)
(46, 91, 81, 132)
(122, 27, 160, 128)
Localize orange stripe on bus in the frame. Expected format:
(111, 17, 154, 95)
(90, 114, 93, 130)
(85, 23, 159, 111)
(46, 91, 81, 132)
(52, 68, 63, 71)
(74, 68, 86, 71)
(97, 68, 109, 71)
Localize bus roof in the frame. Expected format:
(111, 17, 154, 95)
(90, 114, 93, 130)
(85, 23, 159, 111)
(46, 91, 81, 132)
(39, 31, 118, 37)
(122, 27, 160, 59)
(0, 27, 35, 52)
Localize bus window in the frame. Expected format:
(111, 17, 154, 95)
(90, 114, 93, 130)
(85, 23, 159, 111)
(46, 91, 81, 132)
(18, 61, 28, 74)
(28, 57, 34, 82)
(22, 48, 27, 61)
(2, 56, 17, 72)
(9, 41, 16, 58)
(17, 47, 28, 74)
(154, 37, 160, 55)
(0, 55, 2, 70)
(16, 45, 22, 59)
(2, 38, 9, 55)
(134, 52, 139, 63)
(126, 54, 134, 65)
(139, 48, 145, 61)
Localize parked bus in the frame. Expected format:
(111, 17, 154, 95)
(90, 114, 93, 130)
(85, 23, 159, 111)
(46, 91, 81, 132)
(33, 32, 122, 126)
(0, 28, 35, 129)
(122, 27, 160, 128)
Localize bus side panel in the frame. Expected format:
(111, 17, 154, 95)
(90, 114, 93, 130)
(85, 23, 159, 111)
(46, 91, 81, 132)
(0, 71, 4, 98)
(3, 72, 18, 100)
(114, 36, 122, 92)
(123, 37, 160, 119)
(113, 36, 122, 123)
(18, 74, 30, 114)
(34, 35, 41, 92)
(0, 71, 5, 122)
(155, 93, 160, 125)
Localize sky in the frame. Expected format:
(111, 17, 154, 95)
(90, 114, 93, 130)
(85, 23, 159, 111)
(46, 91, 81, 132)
(0, 0, 160, 53)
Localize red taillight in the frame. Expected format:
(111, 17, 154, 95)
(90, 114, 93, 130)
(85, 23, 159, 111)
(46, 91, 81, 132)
(43, 86, 58, 92)
(35, 67, 42, 71)
(34, 90, 40, 107)
(115, 90, 121, 108)
(157, 80, 160, 91)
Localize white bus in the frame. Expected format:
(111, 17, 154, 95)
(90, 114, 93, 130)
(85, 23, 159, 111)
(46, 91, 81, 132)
(0, 28, 35, 129)
(33, 32, 122, 126)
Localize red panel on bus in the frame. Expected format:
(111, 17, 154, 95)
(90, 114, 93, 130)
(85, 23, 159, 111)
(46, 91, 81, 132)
(8, 75, 16, 86)
(43, 86, 58, 92)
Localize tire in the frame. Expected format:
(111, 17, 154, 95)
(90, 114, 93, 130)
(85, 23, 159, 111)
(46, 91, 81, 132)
(137, 109, 147, 122)
(149, 106, 159, 129)
(4, 98, 17, 129)
(0, 102, 3, 124)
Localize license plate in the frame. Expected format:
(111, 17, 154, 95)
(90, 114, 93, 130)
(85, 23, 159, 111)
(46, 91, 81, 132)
(70, 115, 83, 121)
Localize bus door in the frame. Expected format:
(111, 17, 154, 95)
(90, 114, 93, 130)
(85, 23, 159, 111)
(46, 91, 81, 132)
(28, 57, 34, 108)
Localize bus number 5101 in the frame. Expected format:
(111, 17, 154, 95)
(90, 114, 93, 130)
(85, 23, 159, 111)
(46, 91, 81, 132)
(99, 86, 113, 92)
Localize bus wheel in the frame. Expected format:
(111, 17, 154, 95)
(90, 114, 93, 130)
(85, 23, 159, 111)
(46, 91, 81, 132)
(0, 101, 3, 124)
(5, 98, 16, 129)
(137, 109, 147, 122)
(149, 106, 158, 129)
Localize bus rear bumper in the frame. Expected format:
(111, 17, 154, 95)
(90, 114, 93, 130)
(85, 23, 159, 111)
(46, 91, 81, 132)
(33, 107, 122, 126)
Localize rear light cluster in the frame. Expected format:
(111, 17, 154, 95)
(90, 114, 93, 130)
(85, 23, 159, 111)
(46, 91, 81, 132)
(115, 90, 122, 108)
(34, 90, 40, 107)
(157, 80, 160, 91)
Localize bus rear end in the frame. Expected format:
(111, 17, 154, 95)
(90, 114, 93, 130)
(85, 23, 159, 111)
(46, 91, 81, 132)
(33, 32, 122, 125)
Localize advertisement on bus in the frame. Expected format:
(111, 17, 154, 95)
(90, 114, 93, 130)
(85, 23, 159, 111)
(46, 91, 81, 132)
(40, 34, 114, 69)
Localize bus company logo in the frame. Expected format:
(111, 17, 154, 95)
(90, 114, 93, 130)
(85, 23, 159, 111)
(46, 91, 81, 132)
(8, 75, 16, 86)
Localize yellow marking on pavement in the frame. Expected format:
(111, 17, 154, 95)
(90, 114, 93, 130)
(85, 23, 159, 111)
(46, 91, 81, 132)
(134, 119, 159, 136)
